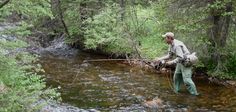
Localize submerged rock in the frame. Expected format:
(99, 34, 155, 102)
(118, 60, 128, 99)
(142, 97, 164, 109)
(40, 101, 100, 112)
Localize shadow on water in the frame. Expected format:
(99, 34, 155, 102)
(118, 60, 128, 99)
(39, 51, 236, 111)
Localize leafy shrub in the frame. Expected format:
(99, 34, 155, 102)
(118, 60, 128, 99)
(0, 38, 60, 112)
(84, 3, 133, 55)
(83, 3, 167, 58)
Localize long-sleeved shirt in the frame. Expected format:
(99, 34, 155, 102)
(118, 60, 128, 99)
(158, 39, 190, 64)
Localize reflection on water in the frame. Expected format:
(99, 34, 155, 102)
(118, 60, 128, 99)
(40, 51, 236, 111)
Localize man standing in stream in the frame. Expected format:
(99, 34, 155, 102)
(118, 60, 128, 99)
(155, 32, 199, 96)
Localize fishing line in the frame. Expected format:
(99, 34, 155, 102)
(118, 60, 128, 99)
(157, 62, 174, 92)
(166, 68, 174, 92)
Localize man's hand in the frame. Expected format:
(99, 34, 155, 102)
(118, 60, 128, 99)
(153, 59, 161, 65)
(165, 61, 173, 65)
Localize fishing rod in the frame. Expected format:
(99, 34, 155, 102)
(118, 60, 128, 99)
(84, 58, 150, 62)
(84, 58, 160, 71)
(83, 58, 161, 70)
(167, 70, 174, 92)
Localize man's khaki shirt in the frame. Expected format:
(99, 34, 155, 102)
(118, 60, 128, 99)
(159, 39, 190, 64)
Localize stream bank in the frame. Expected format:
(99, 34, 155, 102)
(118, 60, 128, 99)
(24, 27, 236, 111)
(2, 22, 236, 111)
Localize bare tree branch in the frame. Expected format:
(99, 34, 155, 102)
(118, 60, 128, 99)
(0, 0, 10, 9)
(57, 0, 71, 38)
(51, 0, 71, 38)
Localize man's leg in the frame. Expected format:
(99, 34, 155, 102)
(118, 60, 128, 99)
(173, 63, 183, 93)
(181, 65, 199, 95)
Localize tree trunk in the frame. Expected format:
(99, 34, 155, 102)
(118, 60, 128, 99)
(210, 1, 232, 71)
(51, 0, 70, 38)
(79, 1, 88, 22)
(120, 0, 125, 21)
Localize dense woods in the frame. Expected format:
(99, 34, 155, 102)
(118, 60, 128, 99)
(2, 0, 234, 78)
(0, 0, 236, 111)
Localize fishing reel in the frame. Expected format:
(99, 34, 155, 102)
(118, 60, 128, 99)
(154, 60, 166, 70)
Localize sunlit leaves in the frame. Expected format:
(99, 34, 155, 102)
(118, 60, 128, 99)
(83, 3, 132, 54)
(0, 0, 52, 21)
(0, 39, 60, 111)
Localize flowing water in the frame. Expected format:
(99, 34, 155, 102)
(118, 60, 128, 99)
(39, 50, 236, 112)
(2, 23, 236, 111)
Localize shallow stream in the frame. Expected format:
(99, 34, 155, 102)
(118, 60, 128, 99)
(40, 51, 236, 111)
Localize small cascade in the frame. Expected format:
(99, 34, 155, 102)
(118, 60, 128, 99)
(41, 35, 78, 57)
(25, 33, 79, 57)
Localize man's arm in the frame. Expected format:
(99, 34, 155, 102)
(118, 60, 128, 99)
(168, 46, 184, 64)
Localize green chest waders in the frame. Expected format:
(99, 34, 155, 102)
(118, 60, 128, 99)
(173, 63, 199, 95)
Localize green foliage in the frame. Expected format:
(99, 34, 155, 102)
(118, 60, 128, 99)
(214, 30, 236, 79)
(0, 39, 27, 50)
(131, 5, 168, 59)
(62, 0, 107, 42)
(226, 52, 236, 78)
(0, 39, 60, 111)
(0, 0, 53, 38)
(83, 3, 168, 57)
(5, 22, 32, 37)
(0, 0, 53, 22)
(150, 0, 236, 79)
(1, 0, 236, 80)
(140, 37, 167, 59)
(84, 4, 133, 55)
(64, 5, 81, 37)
